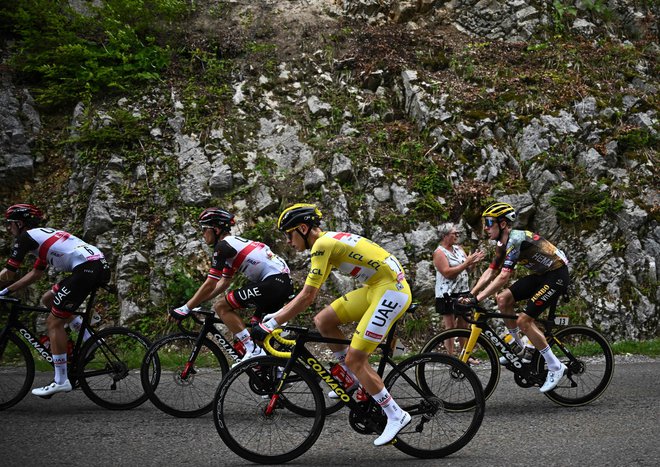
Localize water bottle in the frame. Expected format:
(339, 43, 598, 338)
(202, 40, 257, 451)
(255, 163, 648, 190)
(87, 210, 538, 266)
(356, 385, 369, 402)
(330, 363, 355, 389)
(233, 339, 246, 357)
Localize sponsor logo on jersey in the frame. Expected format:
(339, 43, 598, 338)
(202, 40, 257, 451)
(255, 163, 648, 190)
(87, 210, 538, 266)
(311, 250, 325, 257)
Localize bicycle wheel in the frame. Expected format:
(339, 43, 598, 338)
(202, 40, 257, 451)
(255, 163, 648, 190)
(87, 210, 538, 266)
(141, 333, 228, 417)
(213, 356, 325, 464)
(77, 326, 151, 410)
(538, 325, 614, 407)
(421, 328, 500, 403)
(0, 333, 35, 410)
(386, 353, 485, 459)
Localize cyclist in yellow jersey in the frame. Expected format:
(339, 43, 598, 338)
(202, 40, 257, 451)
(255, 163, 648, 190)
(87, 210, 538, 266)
(251, 204, 412, 446)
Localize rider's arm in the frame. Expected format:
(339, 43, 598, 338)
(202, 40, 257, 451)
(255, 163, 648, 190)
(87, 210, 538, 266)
(474, 269, 512, 302)
(271, 284, 319, 324)
(2, 267, 45, 294)
(471, 267, 497, 296)
(0, 268, 16, 282)
(185, 276, 222, 309)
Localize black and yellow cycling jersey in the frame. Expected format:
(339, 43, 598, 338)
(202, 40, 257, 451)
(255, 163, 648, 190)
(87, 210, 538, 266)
(491, 230, 568, 274)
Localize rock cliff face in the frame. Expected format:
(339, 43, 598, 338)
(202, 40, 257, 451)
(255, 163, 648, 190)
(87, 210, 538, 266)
(1, 0, 657, 340)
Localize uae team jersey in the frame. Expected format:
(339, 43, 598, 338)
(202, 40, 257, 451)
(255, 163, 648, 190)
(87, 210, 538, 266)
(7, 228, 104, 272)
(305, 231, 405, 289)
(490, 229, 568, 274)
(208, 235, 289, 283)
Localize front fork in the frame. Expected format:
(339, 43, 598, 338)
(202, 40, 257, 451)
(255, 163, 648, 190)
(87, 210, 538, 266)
(457, 312, 483, 364)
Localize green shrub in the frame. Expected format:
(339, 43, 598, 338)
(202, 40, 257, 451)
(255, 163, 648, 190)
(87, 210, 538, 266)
(0, 0, 190, 107)
(550, 185, 624, 227)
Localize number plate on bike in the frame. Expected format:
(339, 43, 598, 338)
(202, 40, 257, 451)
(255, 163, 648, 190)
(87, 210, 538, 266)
(554, 316, 570, 326)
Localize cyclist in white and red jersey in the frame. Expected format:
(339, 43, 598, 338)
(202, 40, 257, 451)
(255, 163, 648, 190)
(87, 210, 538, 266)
(463, 202, 570, 393)
(251, 204, 413, 447)
(168, 208, 293, 364)
(0, 204, 110, 397)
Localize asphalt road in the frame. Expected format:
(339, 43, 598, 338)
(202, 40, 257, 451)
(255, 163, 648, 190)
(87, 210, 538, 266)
(2, 358, 658, 467)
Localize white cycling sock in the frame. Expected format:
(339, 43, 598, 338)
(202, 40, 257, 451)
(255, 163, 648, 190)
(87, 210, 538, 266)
(236, 329, 255, 353)
(53, 353, 68, 384)
(373, 387, 403, 420)
(509, 327, 525, 348)
(540, 346, 562, 371)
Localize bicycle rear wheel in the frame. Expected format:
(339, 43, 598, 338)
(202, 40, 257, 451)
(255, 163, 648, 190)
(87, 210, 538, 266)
(213, 356, 325, 464)
(421, 328, 500, 404)
(78, 327, 151, 410)
(539, 325, 614, 407)
(0, 333, 35, 410)
(141, 333, 228, 417)
(386, 353, 485, 459)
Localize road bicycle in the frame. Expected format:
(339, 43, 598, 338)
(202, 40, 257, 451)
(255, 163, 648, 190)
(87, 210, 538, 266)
(140, 308, 343, 418)
(0, 287, 152, 410)
(212, 310, 485, 464)
(421, 293, 614, 407)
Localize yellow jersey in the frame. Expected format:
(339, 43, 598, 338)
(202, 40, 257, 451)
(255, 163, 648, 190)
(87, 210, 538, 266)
(305, 231, 405, 289)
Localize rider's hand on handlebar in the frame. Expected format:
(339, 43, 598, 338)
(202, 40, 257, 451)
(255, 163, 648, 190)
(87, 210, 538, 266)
(457, 293, 478, 307)
(251, 317, 278, 341)
(168, 304, 191, 322)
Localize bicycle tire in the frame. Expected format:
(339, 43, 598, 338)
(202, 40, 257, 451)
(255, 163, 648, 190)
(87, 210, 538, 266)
(421, 328, 500, 404)
(213, 356, 325, 464)
(386, 353, 485, 459)
(538, 325, 614, 407)
(77, 326, 151, 410)
(141, 333, 229, 418)
(0, 332, 35, 410)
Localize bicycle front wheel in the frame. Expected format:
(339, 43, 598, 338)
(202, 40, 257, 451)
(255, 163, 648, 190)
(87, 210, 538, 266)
(421, 328, 500, 404)
(78, 327, 151, 410)
(539, 325, 614, 407)
(141, 333, 228, 417)
(213, 356, 325, 464)
(0, 333, 35, 410)
(386, 353, 485, 459)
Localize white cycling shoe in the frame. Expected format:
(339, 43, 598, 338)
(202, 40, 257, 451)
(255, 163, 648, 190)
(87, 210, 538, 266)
(32, 379, 72, 398)
(540, 363, 567, 393)
(374, 411, 412, 446)
(232, 345, 265, 368)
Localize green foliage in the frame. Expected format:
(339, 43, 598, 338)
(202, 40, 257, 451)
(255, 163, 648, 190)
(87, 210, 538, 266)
(67, 108, 149, 157)
(549, 184, 624, 227)
(617, 127, 659, 154)
(163, 267, 200, 309)
(551, 0, 578, 34)
(0, 0, 190, 107)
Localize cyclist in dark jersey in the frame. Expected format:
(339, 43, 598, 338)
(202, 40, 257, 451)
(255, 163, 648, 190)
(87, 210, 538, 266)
(168, 208, 293, 364)
(0, 204, 110, 397)
(464, 202, 570, 393)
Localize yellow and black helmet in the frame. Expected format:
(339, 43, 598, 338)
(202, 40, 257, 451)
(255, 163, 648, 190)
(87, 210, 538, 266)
(482, 202, 517, 223)
(277, 204, 322, 232)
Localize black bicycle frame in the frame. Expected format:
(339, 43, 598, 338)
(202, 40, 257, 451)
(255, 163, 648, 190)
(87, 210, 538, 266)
(0, 292, 97, 378)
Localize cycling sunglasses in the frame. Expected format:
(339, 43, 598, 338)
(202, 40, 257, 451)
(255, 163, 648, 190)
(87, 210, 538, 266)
(483, 217, 497, 228)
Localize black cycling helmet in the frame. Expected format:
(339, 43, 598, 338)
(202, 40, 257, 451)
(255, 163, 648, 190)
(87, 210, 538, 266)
(482, 202, 517, 224)
(277, 204, 322, 232)
(5, 203, 43, 227)
(198, 207, 235, 232)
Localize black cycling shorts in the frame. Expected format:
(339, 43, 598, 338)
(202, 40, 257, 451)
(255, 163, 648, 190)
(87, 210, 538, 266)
(509, 265, 569, 318)
(51, 259, 111, 319)
(226, 273, 294, 319)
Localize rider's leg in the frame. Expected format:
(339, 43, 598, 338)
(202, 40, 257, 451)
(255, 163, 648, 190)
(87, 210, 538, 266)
(314, 304, 347, 353)
(41, 290, 70, 385)
(214, 297, 258, 353)
(497, 289, 525, 348)
(518, 313, 561, 371)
